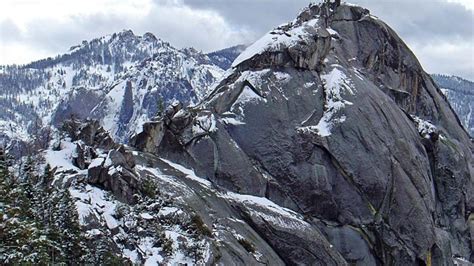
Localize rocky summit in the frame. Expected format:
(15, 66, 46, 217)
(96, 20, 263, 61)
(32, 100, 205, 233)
(0, 30, 226, 156)
(130, 2, 473, 265)
(3, 1, 472, 265)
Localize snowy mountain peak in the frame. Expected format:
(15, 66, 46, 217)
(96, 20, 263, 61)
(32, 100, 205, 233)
(0, 31, 228, 156)
(131, 1, 473, 264)
(27, 29, 171, 71)
(1, 2, 473, 265)
(233, 2, 368, 68)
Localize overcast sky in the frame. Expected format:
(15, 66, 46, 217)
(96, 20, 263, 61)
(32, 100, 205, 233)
(0, 0, 473, 79)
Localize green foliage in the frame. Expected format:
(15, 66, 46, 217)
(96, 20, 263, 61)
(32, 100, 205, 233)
(0, 159, 50, 264)
(156, 96, 165, 116)
(79, 229, 131, 265)
(103, 250, 131, 265)
(142, 178, 158, 198)
(114, 202, 130, 220)
(22, 156, 35, 181)
(238, 238, 256, 253)
(42, 164, 54, 188)
(0, 152, 87, 264)
(0, 150, 135, 264)
(0, 147, 9, 178)
(158, 232, 174, 256)
(191, 214, 213, 237)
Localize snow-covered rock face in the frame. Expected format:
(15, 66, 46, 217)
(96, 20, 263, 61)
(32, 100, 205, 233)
(133, 2, 473, 265)
(432, 74, 473, 136)
(2, 2, 473, 265)
(0, 30, 225, 152)
(44, 120, 312, 265)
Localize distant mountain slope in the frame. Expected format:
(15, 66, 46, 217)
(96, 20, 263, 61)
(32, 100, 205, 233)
(431, 74, 473, 136)
(207, 45, 247, 70)
(0, 30, 226, 154)
(1, 2, 473, 265)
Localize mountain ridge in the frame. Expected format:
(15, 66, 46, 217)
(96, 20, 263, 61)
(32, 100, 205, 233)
(0, 3, 473, 264)
(132, 2, 473, 264)
(0, 29, 471, 156)
(0, 30, 231, 156)
(431, 74, 473, 136)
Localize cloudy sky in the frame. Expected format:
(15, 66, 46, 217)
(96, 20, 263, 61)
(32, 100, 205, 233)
(0, 0, 473, 79)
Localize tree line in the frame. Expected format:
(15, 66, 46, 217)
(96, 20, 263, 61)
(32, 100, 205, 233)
(0, 147, 126, 264)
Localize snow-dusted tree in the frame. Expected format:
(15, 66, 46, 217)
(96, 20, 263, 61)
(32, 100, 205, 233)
(0, 155, 50, 264)
(53, 189, 86, 262)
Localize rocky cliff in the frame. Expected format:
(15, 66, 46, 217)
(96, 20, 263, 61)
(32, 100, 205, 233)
(129, 2, 473, 264)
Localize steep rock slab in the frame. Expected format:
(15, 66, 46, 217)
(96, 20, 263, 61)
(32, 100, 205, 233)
(132, 2, 473, 265)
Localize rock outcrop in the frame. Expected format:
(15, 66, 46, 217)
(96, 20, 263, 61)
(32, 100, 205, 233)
(131, 2, 473, 264)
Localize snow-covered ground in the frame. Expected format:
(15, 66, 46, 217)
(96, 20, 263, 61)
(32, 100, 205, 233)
(0, 30, 225, 146)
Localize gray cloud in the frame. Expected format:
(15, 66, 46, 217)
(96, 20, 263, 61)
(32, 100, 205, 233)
(0, 19, 22, 44)
(137, 1, 256, 51)
(180, 0, 474, 79)
(181, 0, 473, 43)
(0, 0, 255, 60)
(180, 0, 309, 37)
(355, 0, 473, 43)
(0, 0, 472, 79)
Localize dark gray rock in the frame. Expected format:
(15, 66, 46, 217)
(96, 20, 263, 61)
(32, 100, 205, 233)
(131, 2, 472, 264)
(117, 80, 135, 137)
(62, 119, 118, 150)
(72, 143, 87, 170)
(130, 121, 165, 153)
(52, 87, 103, 127)
(322, 225, 377, 265)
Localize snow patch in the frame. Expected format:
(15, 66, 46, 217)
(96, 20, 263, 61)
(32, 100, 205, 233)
(233, 18, 320, 67)
(44, 141, 79, 172)
(224, 192, 300, 218)
(192, 113, 217, 135)
(327, 28, 338, 35)
(160, 159, 212, 187)
(69, 185, 118, 228)
(298, 67, 354, 137)
(134, 164, 191, 194)
(223, 192, 309, 230)
(237, 86, 263, 104)
(411, 115, 438, 139)
(89, 157, 105, 169)
(221, 117, 246, 126)
(140, 213, 154, 220)
(138, 237, 164, 265)
(274, 71, 291, 82)
(158, 207, 180, 217)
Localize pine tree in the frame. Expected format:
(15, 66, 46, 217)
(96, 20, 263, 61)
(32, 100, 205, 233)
(0, 146, 8, 178)
(57, 189, 86, 262)
(45, 189, 65, 263)
(41, 163, 54, 190)
(156, 96, 165, 116)
(0, 164, 50, 264)
(0, 147, 11, 204)
(22, 156, 36, 182)
(0, 150, 64, 264)
(0, 148, 117, 264)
